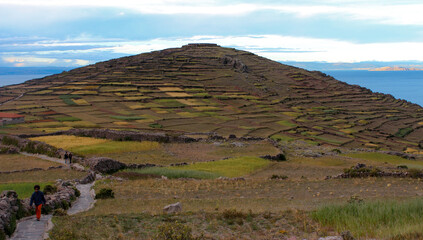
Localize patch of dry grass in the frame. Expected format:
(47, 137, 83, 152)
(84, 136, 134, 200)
(0, 169, 85, 183)
(0, 154, 61, 172)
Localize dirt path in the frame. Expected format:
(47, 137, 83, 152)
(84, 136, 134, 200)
(67, 182, 96, 215)
(20, 152, 67, 166)
(10, 182, 96, 240)
(0, 93, 24, 106)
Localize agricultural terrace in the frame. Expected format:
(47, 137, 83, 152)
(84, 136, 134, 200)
(0, 45, 421, 152)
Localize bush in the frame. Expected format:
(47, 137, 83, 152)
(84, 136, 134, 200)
(156, 222, 203, 240)
(397, 165, 408, 169)
(53, 208, 67, 216)
(43, 185, 58, 195)
(72, 187, 81, 197)
(270, 174, 288, 180)
(343, 167, 381, 177)
(1, 136, 19, 146)
(61, 200, 70, 210)
(331, 149, 342, 154)
(95, 188, 114, 199)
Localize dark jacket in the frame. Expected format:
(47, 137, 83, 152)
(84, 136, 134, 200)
(30, 191, 46, 206)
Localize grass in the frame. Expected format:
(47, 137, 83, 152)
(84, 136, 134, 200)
(174, 157, 270, 177)
(276, 120, 297, 128)
(312, 198, 423, 238)
(395, 127, 414, 138)
(54, 116, 81, 122)
(110, 115, 145, 121)
(343, 152, 423, 169)
(0, 169, 86, 184)
(0, 154, 61, 171)
(123, 167, 220, 179)
(0, 182, 53, 198)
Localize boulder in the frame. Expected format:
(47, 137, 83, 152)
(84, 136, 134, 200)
(163, 202, 182, 214)
(85, 157, 126, 174)
(79, 171, 96, 184)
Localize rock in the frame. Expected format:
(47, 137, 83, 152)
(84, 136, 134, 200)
(341, 231, 355, 240)
(0, 190, 26, 238)
(161, 176, 168, 180)
(354, 163, 366, 169)
(319, 237, 343, 240)
(163, 202, 182, 214)
(71, 163, 86, 172)
(228, 134, 237, 139)
(79, 171, 96, 184)
(85, 157, 126, 174)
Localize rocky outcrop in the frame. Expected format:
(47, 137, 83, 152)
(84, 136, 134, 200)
(0, 144, 19, 154)
(85, 157, 126, 174)
(0, 191, 25, 239)
(222, 56, 248, 73)
(126, 163, 161, 169)
(79, 171, 96, 184)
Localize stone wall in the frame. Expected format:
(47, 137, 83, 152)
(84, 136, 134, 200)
(0, 191, 25, 240)
(0, 181, 78, 239)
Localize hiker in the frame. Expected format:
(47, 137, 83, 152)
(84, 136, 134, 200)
(68, 152, 73, 164)
(30, 185, 46, 221)
(64, 152, 69, 164)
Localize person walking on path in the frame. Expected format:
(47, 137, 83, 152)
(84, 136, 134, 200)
(64, 152, 69, 164)
(68, 152, 73, 164)
(30, 185, 46, 221)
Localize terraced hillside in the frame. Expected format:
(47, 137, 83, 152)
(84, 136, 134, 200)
(0, 44, 422, 152)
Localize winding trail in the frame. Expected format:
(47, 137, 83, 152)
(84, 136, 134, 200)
(10, 182, 96, 240)
(20, 152, 67, 166)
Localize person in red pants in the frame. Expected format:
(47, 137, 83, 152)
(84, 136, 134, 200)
(30, 185, 46, 221)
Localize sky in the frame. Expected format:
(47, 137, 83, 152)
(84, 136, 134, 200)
(1, 0, 423, 68)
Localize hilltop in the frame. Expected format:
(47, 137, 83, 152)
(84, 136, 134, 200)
(0, 43, 422, 152)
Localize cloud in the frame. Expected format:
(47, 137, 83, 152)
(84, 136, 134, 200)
(1, 56, 91, 67)
(2, 34, 423, 66)
(1, 0, 423, 25)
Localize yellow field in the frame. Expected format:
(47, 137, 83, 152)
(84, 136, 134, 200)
(72, 98, 90, 105)
(0, 154, 61, 172)
(158, 87, 183, 92)
(166, 92, 191, 97)
(30, 135, 161, 156)
(31, 135, 109, 150)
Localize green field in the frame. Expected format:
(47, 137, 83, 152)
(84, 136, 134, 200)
(0, 182, 53, 198)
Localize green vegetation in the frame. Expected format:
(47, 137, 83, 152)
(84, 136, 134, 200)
(155, 99, 185, 108)
(59, 95, 81, 106)
(124, 167, 220, 179)
(95, 188, 115, 199)
(0, 182, 53, 198)
(395, 127, 414, 138)
(276, 120, 296, 128)
(110, 115, 145, 121)
(174, 157, 270, 177)
(312, 198, 423, 238)
(55, 116, 81, 122)
(344, 152, 423, 169)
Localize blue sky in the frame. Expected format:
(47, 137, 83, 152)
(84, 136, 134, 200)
(1, 0, 423, 67)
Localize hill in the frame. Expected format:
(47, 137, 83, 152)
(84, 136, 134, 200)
(370, 66, 423, 71)
(0, 43, 422, 152)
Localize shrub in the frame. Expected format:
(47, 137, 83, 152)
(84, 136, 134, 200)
(72, 187, 81, 197)
(343, 167, 381, 177)
(270, 174, 288, 180)
(149, 123, 163, 129)
(61, 200, 70, 210)
(43, 185, 58, 195)
(397, 165, 408, 169)
(331, 149, 342, 154)
(156, 222, 203, 240)
(221, 209, 246, 225)
(408, 168, 423, 178)
(95, 188, 115, 199)
(53, 208, 67, 216)
(1, 136, 19, 146)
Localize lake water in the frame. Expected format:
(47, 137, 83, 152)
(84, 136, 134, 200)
(324, 70, 423, 107)
(0, 74, 48, 87)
